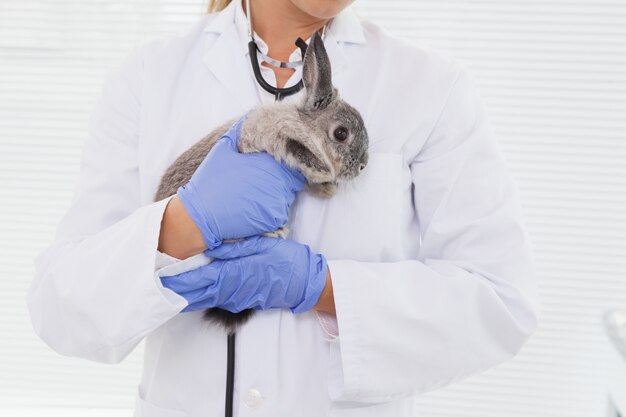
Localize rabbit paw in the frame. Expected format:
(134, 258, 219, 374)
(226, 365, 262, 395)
(262, 226, 289, 239)
(308, 181, 338, 198)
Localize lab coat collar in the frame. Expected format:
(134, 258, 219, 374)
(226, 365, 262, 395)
(201, 1, 258, 111)
(201, 0, 366, 111)
(325, 3, 367, 45)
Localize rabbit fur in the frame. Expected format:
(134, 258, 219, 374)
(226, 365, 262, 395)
(153, 32, 369, 335)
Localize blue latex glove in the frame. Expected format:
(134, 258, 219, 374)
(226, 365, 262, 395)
(160, 236, 328, 314)
(176, 116, 306, 249)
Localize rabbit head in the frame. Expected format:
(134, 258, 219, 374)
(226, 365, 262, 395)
(285, 31, 369, 196)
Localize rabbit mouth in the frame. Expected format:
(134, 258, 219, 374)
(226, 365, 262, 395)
(338, 164, 366, 181)
(339, 152, 368, 180)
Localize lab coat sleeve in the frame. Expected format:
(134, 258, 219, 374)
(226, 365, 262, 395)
(324, 66, 540, 403)
(26, 44, 189, 365)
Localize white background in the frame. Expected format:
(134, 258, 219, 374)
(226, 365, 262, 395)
(1, 0, 625, 416)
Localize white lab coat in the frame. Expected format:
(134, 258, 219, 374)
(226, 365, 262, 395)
(26, 1, 540, 416)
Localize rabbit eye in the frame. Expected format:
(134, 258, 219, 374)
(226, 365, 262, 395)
(333, 127, 348, 142)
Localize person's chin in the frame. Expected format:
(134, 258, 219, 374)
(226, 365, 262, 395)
(291, 0, 354, 20)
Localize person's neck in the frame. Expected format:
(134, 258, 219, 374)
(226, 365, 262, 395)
(243, 0, 329, 62)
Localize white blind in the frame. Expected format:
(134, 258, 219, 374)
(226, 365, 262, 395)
(1, 1, 625, 416)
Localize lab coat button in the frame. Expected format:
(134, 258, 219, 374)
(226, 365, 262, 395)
(243, 388, 263, 408)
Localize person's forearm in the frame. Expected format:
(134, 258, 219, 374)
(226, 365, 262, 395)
(158, 196, 207, 259)
(313, 268, 336, 315)
(159, 196, 337, 316)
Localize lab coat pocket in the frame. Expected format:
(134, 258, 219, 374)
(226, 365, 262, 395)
(289, 151, 406, 260)
(317, 152, 405, 261)
(351, 152, 403, 186)
(134, 386, 189, 417)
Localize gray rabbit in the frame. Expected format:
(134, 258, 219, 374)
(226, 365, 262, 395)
(154, 32, 369, 334)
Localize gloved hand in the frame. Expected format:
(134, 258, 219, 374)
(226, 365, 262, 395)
(176, 116, 306, 249)
(159, 236, 328, 314)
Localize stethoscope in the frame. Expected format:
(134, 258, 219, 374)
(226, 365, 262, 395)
(221, 2, 329, 416)
(244, 0, 328, 101)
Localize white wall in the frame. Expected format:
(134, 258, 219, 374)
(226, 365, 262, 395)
(1, 1, 625, 416)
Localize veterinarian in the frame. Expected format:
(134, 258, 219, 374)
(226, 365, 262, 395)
(26, 0, 540, 416)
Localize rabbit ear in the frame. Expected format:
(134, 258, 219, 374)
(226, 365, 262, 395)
(302, 31, 337, 111)
(285, 138, 331, 175)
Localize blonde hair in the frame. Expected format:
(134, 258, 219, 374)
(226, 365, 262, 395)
(208, 0, 232, 12)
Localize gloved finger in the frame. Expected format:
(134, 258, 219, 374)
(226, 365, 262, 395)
(160, 262, 221, 293)
(242, 152, 306, 193)
(180, 304, 200, 313)
(178, 284, 219, 307)
(203, 235, 282, 260)
(217, 285, 267, 313)
(281, 163, 306, 192)
(181, 299, 215, 313)
(211, 132, 238, 154)
(220, 114, 248, 150)
(206, 118, 245, 156)
(181, 273, 259, 313)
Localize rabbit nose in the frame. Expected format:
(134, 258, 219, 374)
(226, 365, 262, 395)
(359, 151, 368, 171)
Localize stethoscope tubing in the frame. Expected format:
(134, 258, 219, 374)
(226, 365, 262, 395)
(245, 0, 328, 100)
(247, 38, 308, 101)
(223, 2, 331, 416)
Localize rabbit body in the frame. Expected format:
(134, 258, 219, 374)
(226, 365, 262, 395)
(153, 32, 369, 335)
(154, 101, 349, 204)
